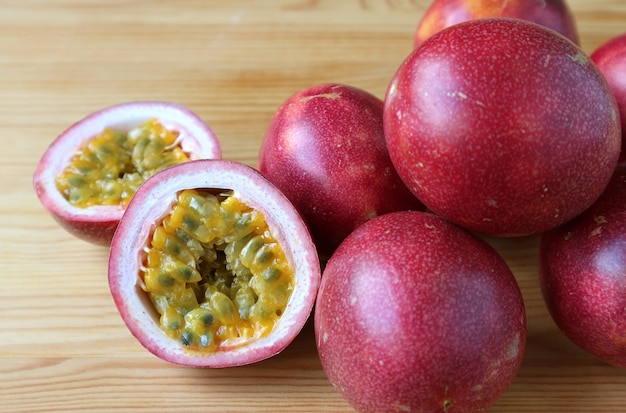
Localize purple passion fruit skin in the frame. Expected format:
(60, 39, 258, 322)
(384, 18, 621, 237)
(539, 163, 626, 369)
(592, 32, 626, 163)
(414, 0, 579, 48)
(315, 211, 526, 413)
(258, 83, 424, 256)
(108, 159, 321, 368)
(33, 101, 221, 246)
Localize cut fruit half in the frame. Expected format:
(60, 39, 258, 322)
(108, 159, 321, 367)
(33, 101, 221, 245)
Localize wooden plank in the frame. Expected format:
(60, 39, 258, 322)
(2, 0, 625, 411)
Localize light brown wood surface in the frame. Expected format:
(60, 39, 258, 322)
(2, 1, 626, 412)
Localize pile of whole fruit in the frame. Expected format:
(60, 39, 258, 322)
(33, 1, 626, 412)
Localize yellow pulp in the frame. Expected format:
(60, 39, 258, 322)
(56, 119, 189, 208)
(142, 189, 294, 351)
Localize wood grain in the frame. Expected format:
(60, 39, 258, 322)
(2, 0, 626, 411)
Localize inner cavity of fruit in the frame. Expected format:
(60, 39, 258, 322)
(56, 119, 190, 208)
(141, 188, 294, 351)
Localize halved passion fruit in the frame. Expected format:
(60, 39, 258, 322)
(33, 101, 221, 245)
(108, 159, 321, 367)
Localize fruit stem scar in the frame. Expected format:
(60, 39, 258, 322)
(443, 399, 453, 412)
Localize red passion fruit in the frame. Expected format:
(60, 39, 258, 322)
(33, 101, 221, 246)
(414, 0, 580, 48)
(315, 211, 526, 413)
(591, 32, 626, 162)
(108, 159, 321, 367)
(258, 83, 424, 256)
(539, 163, 626, 369)
(384, 18, 621, 237)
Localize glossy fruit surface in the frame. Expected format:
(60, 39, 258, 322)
(33, 101, 221, 245)
(109, 159, 321, 367)
(258, 83, 423, 256)
(414, 0, 579, 48)
(592, 32, 626, 162)
(384, 18, 621, 237)
(315, 211, 526, 413)
(540, 163, 626, 369)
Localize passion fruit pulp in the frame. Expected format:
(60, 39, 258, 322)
(33, 101, 221, 245)
(108, 159, 320, 367)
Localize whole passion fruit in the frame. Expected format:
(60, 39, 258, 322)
(539, 163, 626, 369)
(258, 83, 423, 256)
(108, 159, 321, 367)
(414, 0, 579, 48)
(384, 18, 621, 237)
(33, 101, 221, 246)
(591, 32, 626, 162)
(315, 211, 526, 413)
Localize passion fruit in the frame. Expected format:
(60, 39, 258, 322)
(315, 211, 526, 413)
(384, 18, 621, 237)
(108, 159, 321, 367)
(258, 83, 424, 256)
(591, 32, 626, 163)
(414, 0, 580, 48)
(33, 101, 221, 245)
(539, 163, 626, 369)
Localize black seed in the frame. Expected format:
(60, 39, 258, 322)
(201, 312, 215, 326)
(167, 319, 181, 330)
(199, 333, 213, 347)
(175, 265, 192, 280)
(181, 330, 195, 346)
(262, 267, 281, 283)
(96, 145, 113, 157)
(175, 227, 191, 243)
(243, 236, 264, 257)
(158, 274, 175, 287)
(183, 215, 200, 232)
(235, 287, 257, 320)
(255, 246, 275, 266)
(236, 213, 252, 229)
(165, 237, 181, 256)
(67, 175, 86, 187)
(233, 213, 255, 239)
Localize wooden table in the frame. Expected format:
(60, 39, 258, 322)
(2, 1, 626, 411)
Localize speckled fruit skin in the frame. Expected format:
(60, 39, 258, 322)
(592, 32, 626, 163)
(414, 0, 579, 48)
(384, 18, 621, 237)
(315, 211, 526, 413)
(539, 163, 626, 369)
(33, 101, 221, 246)
(108, 159, 321, 367)
(258, 83, 424, 256)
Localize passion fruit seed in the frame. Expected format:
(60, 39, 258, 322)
(141, 188, 294, 351)
(56, 119, 190, 208)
